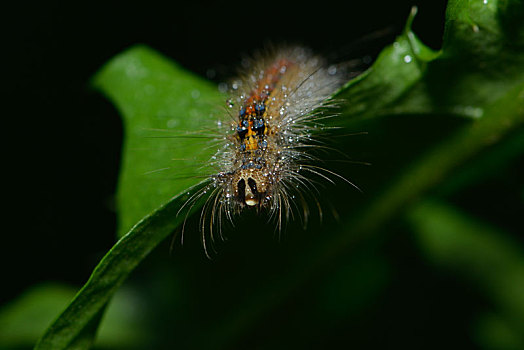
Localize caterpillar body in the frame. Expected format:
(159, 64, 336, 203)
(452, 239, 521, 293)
(182, 46, 353, 253)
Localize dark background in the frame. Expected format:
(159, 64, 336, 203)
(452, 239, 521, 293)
(3, 0, 448, 306)
(10, 1, 521, 349)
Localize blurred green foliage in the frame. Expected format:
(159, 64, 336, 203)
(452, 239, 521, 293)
(0, 284, 147, 349)
(410, 201, 524, 324)
(1, 0, 522, 349)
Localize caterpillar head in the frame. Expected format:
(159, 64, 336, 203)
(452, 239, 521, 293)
(234, 169, 271, 207)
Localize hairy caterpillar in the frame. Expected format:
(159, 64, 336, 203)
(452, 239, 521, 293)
(180, 46, 359, 255)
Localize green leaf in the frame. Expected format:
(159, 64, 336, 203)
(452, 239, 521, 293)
(35, 0, 524, 348)
(0, 284, 76, 349)
(92, 45, 223, 238)
(34, 183, 205, 350)
(2, 284, 147, 350)
(438, 126, 524, 195)
(336, 0, 524, 122)
(408, 199, 524, 346)
(474, 313, 524, 350)
(333, 7, 440, 122)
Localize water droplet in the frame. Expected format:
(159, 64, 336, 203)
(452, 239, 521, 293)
(218, 83, 227, 93)
(453, 105, 484, 119)
(404, 55, 412, 63)
(191, 89, 200, 99)
(167, 119, 178, 128)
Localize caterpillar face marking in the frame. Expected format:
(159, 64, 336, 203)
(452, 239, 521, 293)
(182, 46, 351, 255)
